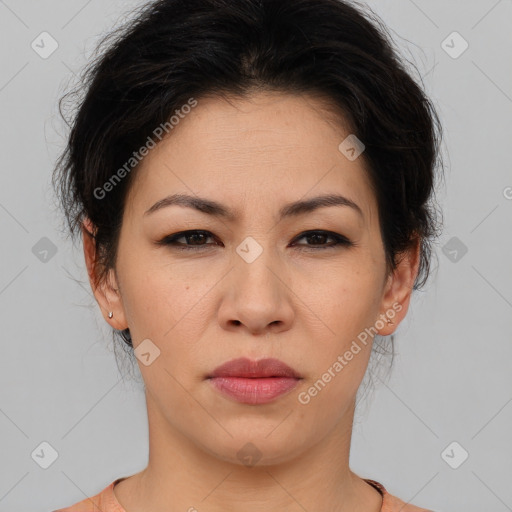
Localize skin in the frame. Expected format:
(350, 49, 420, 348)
(83, 90, 420, 512)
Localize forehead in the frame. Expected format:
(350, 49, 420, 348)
(125, 91, 377, 226)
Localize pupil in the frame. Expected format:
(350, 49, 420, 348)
(189, 233, 206, 245)
(309, 233, 326, 244)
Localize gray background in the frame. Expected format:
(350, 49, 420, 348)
(0, 1, 511, 511)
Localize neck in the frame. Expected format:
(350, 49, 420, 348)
(114, 394, 382, 512)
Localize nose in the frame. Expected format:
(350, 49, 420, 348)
(217, 250, 295, 336)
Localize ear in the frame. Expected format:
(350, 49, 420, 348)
(375, 235, 421, 336)
(82, 217, 128, 331)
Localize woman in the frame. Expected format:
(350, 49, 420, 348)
(52, 0, 443, 510)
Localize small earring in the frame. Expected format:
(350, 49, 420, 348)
(386, 318, 394, 325)
(108, 311, 114, 319)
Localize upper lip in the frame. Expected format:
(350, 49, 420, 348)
(208, 357, 302, 379)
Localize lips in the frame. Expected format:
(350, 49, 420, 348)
(207, 357, 302, 405)
(208, 357, 302, 379)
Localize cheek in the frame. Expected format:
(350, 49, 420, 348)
(296, 336, 372, 436)
(117, 251, 215, 351)
(124, 279, 189, 341)
(114, 246, 176, 338)
(309, 262, 382, 330)
(295, 262, 381, 393)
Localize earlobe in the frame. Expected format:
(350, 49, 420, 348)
(100, 270, 129, 331)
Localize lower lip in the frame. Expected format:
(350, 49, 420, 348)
(209, 377, 300, 404)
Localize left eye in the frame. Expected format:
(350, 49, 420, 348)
(292, 231, 353, 249)
(156, 230, 354, 251)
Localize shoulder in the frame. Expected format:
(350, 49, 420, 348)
(52, 480, 122, 512)
(383, 491, 434, 512)
(364, 479, 433, 512)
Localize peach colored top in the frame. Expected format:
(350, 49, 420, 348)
(53, 477, 433, 511)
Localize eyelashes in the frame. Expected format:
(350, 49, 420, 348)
(155, 229, 355, 252)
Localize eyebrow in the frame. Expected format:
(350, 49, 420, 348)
(144, 193, 364, 221)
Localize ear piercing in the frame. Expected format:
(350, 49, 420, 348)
(108, 311, 114, 319)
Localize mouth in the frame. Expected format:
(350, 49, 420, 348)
(207, 357, 302, 405)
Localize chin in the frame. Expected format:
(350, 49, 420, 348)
(195, 429, 310, 469)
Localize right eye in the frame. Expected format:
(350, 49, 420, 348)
(156, 230, 220, 251)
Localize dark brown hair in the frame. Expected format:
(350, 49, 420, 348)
(53, 0, 444, 352)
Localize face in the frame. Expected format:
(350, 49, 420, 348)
(85, 90, 418, 466)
